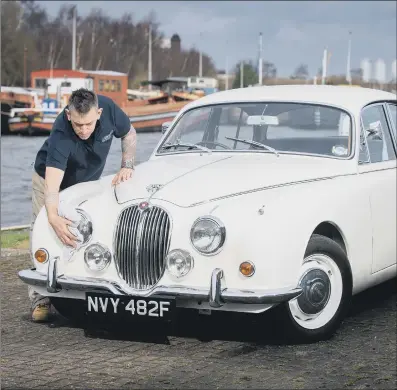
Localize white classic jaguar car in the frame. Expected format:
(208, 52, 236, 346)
(19, 85, 396, 343)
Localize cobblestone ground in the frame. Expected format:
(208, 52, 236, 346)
(1, 252, 396, 389)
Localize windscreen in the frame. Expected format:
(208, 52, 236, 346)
(158, 102, 352, 158)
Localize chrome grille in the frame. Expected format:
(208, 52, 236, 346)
(114, 205, 171, 290)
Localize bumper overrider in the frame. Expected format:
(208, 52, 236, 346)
(18, 256, 303, 308)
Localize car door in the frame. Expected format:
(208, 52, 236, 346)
(358, 102, 397, 273)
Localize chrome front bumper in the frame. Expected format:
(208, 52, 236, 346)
(18, 257, 302, 308)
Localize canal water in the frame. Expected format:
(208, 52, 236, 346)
(0, 133, 163, 227)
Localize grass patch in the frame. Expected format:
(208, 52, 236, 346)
(1, 229, 30, 250)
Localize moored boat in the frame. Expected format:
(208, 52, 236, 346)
(1, 87, 41, 134)
(5, 69, 218, 135)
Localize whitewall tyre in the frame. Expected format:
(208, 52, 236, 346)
(280, 234, 352, 343)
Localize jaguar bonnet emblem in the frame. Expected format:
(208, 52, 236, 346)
(146, 184, 163, 194)
(138, 201, 150, 210)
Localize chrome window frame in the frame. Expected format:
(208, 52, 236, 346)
(385, 102, 397, 145)
(359, 101, 397, 165)
(155, 101, 357, 161)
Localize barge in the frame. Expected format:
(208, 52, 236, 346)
(5, 69, 218, 135)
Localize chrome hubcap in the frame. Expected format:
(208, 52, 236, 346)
(297, 269, 331, 315)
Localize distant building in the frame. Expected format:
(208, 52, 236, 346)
(170, 34, 182, 77)
(170, 34, 181, 53)
(216, 71, 235, 90)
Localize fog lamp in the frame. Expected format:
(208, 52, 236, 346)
(84, 243, 111, 271)
(166, 249, 194, 278)
(239, 261, 255, 277)
(34, 249, 49, 264)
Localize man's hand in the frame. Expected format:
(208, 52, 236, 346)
(112, 167, 134, 186)
(48, 214, 79, 248)
(44, 167, 79, 247)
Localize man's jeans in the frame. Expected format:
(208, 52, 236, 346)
(29, 171, 50, 309)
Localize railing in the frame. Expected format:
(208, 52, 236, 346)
(1, 225, 30, 232)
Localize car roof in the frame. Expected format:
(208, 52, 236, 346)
(183, 85, 397, 113)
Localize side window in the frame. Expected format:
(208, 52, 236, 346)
(361, 105, 396, 163)
(387, 103, 396, 140)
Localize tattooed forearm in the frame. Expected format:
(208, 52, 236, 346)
(45, 191, 59, 205)
(44, 189, 60, 220)
(121, 126, 137, 169)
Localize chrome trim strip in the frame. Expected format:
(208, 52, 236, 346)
(18, 268, 302, 305)
(222, 287, 303, 304)
(358, 165, 397, 174)
(154, 149, 354, 160)
(134, 207, 146, 287)
(114, 173, 356, 210)
(188, 174, 356, 207)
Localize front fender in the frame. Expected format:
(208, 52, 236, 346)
(31, 175, 118, 273)
(207, 174, 372, 293)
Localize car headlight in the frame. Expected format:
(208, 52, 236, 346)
(84, 243, 111, 271)
(190, 216, 226, 255)
(75, 208, 93, 245)
(166, 249, 194, 278)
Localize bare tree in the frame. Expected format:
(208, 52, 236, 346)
(263, 61, 277, 79)
(291, 64, 309, 80)
(1, 0, 218, 87)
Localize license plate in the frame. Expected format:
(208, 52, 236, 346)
(85, 293, 175, 322)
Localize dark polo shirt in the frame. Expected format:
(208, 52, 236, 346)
(34, 95, 131, 190)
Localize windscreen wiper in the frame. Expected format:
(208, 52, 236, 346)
(161, 142, 212, 153)
(225, 137, 279, 157)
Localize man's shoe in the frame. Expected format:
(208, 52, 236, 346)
(31, 302, 51, 322)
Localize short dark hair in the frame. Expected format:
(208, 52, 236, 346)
(68, 88, 98, 115)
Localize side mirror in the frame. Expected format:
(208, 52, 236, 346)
(162, 121, 172, 134)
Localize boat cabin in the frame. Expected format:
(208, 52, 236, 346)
(30, 69, 128, 108)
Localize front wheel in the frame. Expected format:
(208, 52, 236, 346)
(278, 234, 352, 343)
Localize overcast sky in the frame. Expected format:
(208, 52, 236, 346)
(37, 1, 396, 79)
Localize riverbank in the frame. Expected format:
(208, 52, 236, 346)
(1, 125, 165, 137)
(1, 228, 29, 250)
(1, 132, 162, 227)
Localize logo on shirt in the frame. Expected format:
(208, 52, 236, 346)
(101, 130, 114, 143)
